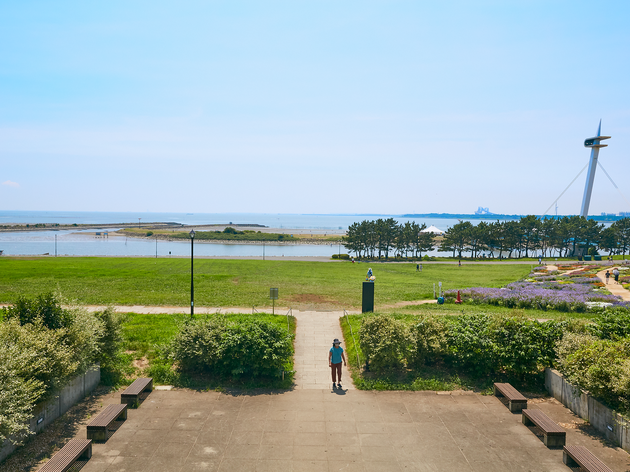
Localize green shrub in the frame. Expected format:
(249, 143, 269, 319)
(146, 231, 154, 236)
(0, 294, 126, 437)
(557, 336, 630, 410)
(555, 332, 598, 362)
(168, 316, 293, 378)
(443, 314, 496, 376)
(332, 254, 350, 260)
(3, 293, 73, 330)
(492, 317, 564, 377)
(359, 315, 413, 372)
(588, 308, 630, 340)
(408, 316, 446, 367)
(0, 366, 43, 444)
(0, 318, 78, 400)
(94, 307, 125, 364)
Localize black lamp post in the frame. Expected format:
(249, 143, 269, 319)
(190, 229, 195, 318)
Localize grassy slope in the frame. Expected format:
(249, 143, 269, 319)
(0, 258, 530, 308)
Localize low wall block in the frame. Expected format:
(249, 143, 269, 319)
(0, 364, 100, 464)
(545, 367, 629, 453)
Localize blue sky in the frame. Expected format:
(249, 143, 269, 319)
(1, 1, 629, 215)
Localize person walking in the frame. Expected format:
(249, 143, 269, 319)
(329, 338, 346, 389)
(416, 263, 419, 272)
(614, 267, 620, 284)
(605, 270, 610, 284)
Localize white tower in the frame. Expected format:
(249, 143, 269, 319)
(580, 121, 611, 217)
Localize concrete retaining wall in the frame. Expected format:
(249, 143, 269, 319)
(0, 364, 100, 463)
(545, 367, 630, 452)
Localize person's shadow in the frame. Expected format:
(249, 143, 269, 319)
(331, 386, 347, 395)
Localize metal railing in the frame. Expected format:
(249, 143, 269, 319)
(344, 309, 361, 370)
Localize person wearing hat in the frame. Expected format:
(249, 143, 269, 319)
(328, 338, 346, 389)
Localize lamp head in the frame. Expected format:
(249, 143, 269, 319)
(189, 229, 196, 239)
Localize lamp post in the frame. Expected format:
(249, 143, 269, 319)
(190, 229, 195, 318)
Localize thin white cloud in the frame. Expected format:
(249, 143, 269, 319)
(2, 180, 20, 188)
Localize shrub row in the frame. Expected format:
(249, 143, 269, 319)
(0, 294, 123, 445)
(556, 333, 630, 412)
(167, 315, 293, 378)
(357, 311, 630, 412)
(359, 313, 565, 378)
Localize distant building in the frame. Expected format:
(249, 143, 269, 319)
(474, 207, 495, 216)
(620, 212, 630, 217)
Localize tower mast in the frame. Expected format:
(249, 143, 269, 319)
(580, 120, 611, 217)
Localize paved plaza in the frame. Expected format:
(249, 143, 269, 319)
(76, 388, 628, 472)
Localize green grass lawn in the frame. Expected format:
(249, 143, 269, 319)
(0, 257, 530, 309)
(116, 312, 296, 389)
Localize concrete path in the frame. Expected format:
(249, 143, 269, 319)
(70, 388, 630, 472)
(293, 311, 354, 390)
(597, 267, 630, 302)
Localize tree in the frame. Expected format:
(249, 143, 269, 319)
(612, 218, 630, 256)
(440, 221, 472, 258)
(519, 215, 540, 258)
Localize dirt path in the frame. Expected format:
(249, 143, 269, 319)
(596, 267, 630, 302)
(377, 299, 438, 309)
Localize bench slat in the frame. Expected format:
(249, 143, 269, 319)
(39, 439, 92, 472)
(494, 382, 527, 401)
(563, 446, 613, 472)
(87, 404, 127, 428)
(122, 377, 152, 395)
(522, 409, 565, 434)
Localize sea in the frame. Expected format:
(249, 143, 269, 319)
(0, 211, 499, 257)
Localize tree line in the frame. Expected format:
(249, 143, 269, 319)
(342, 216, 630, 259)
(342, 219, 435, 259)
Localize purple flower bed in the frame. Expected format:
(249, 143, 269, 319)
(445, 279, 621, 312)
(567, 276, 601, 284)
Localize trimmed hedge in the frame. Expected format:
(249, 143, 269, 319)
(168, 315, 293, 378)
(359, 313, 564, 378)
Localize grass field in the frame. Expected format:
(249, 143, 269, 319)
(0, 257, 530, 309)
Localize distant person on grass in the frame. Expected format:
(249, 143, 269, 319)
(329, 338, 346, 389)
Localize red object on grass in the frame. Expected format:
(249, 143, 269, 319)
(455, 290, 462, 304)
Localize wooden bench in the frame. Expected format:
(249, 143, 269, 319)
(87, 403, 128, 441)
(121, 377, 153, 408)
(563, 446, 613, 472)
(522, 409, 566, 447)
(39, 439, 92, 472)
(493, 382, 527, 412)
